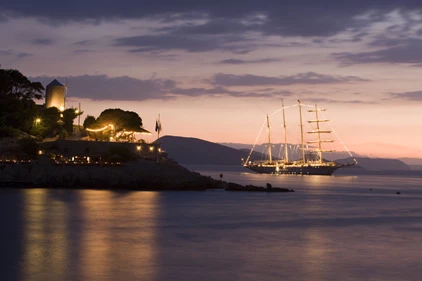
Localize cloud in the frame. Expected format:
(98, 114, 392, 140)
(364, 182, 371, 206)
(29, 74, 291, 101)
(73, 40, 96, 46)
(115, 33, 255, 54)
(333, 39, 422, 65)
(72, 49, 95, 54)
(155, 18, 262, 36)
(32, 38, 54, 45)
(170, 86, 242, 97)
(389, 91, 422, 101)
(212, 72, 369, 87)
(218, 58, 281, 64)
(306, 97, 377, 104)
(0, 49, 32, 59)
(31, 75, 176, 101)
(171, 86, 291, 98)
(0, 50, 14, 56)
(16, 52, 32, 59)
(3, 1, 422, 38)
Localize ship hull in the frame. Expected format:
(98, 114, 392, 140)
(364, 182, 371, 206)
(245, 164, 341, 175)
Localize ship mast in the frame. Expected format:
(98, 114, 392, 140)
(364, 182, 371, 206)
(282, 99, 289, 163)
(307, 104, 333, 164)
(266, 114, 273, 163)
(315, 104, 323, 164)
(298, 100, 305, 164)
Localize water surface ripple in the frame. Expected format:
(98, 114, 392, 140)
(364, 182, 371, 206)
(1, 169, 421, 281)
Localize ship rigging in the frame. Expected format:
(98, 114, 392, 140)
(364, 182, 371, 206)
(243, 100, 356, 175)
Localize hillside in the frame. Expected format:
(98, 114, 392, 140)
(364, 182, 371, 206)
(398, 157, 422, 165)
(159, 136, 267, 165)
(221, 142, 358, 161)
(336, 157, 410, 171)
(160, 136, 412, 172)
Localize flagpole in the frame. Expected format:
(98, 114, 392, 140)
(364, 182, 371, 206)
(155, 114, 161, 163)
(155, 113, 161, 140)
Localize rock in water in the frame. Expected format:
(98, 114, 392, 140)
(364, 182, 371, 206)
(226, 182, 293, 192)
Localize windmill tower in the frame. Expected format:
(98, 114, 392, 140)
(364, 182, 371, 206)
(45, 79, 66, 110)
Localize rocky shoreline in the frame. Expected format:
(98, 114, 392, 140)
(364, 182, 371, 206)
(0, 156, 224, 190)
(225, 182, 294, 192)
(0, 156, 295, 192)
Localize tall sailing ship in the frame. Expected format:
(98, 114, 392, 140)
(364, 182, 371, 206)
(243, 100, 355, 175)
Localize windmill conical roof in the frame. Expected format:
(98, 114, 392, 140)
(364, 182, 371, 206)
(47, 79, 64, 87)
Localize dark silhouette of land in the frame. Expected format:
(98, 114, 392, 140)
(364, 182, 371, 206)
(159, 135, 270, 165)
(160, 136, 421, 175)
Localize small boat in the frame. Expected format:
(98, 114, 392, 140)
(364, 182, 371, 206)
(243, 100, 356, 175)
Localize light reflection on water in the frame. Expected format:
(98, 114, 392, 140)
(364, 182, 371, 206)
(18, 190, 160, 281)
(22, 189, 70, 281)
(78, 191, 159, 281)
(1, 169, 422, 281)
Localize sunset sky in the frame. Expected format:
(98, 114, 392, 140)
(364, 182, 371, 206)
(1, 1, 422, 158)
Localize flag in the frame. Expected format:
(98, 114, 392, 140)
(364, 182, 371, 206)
(155, 119, 162, 133)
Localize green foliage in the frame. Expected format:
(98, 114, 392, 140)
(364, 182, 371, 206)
(102, 145, 137, 162)
(62, 108, 78, 134)
(30, 107, 61, 138)
(58, 128, 69, 140)
(0, 69, 44, 100)
(0, 69, 146, 142)
(0, 126, 23, 138)
(0, 88, 38, 131)
(96, 108, 143, 133)
(17, 137, 39, 157)
(0, 68, 44, 135)
(83, 115, 96, 129)
(83, 115, 108, 141)
(86, 109, 143, 141)
(42, 107, 60, 123)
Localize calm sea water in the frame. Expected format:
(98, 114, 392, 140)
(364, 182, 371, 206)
(1, 166, 422, 281)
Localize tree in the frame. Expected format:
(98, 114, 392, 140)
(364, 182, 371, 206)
(62, 108, 80, 134)
(30, 107, 61, 138)
(95, 109, 143, 140)
(0, 69, 44, 100)
(0, 69, 45, 136)
(0, 92, 37, 130)
(83, 115, 96, 129)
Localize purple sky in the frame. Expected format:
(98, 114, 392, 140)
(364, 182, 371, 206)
(1, 1, 422, 157)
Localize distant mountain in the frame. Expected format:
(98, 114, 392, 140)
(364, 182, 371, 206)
(159, 136, 267, 165)
(220, 142, 358, 161)
(219, 142, 253, 150)
(160, 136, 412, 172)
(336, 157, 410, 171)
(408, 165, 422, 171)
(398, 157, 422, 165)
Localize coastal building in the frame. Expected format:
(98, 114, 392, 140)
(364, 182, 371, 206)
(45, 79, 65, 110)
(40, 140, 167, 163)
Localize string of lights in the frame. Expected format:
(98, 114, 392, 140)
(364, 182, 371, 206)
(270, 104, 298, 116)
(86, 124, 113, 132)
(319, 111, 356, 163)
(244, 117, 267, 165)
